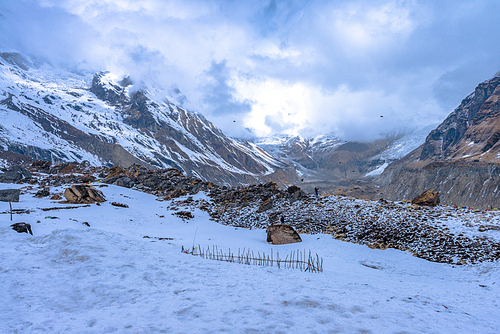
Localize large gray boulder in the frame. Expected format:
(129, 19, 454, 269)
(0, 189, 20, 202)
(115, 177, 134, 188)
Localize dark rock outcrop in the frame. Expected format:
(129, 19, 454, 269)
(35, 187, 50, 197)
(11, 222, 33, 235)
(257, 198, 273, 213)
(0, 189, 20, 202)
(286, 185, 306, 202)
(111, 202, 128, 208)
(0, 166, 31, 183)
(379, 73, 500, 209)
(115, 177, 134, 188)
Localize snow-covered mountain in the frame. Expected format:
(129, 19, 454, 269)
(380, 72, 500, 208)
(0, 52, 294, 186)
(254, 130, 429, 182)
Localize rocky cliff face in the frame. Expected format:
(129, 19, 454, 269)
(0, 52, 295, 186)
(379, 73, 500, 208)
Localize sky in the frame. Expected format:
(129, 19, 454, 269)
(1, 0, 500, 141)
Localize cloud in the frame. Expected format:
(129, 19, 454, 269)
(197, 60, 255, 138)
(0, 0, 99, 67)
(2, 0, 500, 141)
(200, 60, 253, 116)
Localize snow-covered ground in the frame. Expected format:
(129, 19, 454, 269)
(1, 183, 499, 333)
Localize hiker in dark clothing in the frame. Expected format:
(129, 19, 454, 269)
(314, 187, 319, 197)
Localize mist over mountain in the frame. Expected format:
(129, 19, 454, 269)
(0, 51, 436, 193)
(0, 52, 299, 186)
(3, 0, 500, 141)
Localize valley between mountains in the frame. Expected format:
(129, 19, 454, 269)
(3, 52, 500, 209)
(2, 51, 500, 333)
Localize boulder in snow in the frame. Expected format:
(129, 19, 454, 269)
(35, 187, 50, 197)
(64, 185, 106, 204)
(412, 190, 440, 207)
(0, 189, 20, 202)
(266, 224, 302, 245)
(11, 222, 33, 235)
(286, 185, 306, 202)
(115, 177, 134, 188)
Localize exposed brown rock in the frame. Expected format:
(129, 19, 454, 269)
(174, 211, 194, 220)
(35, 187, 50, 197)
(111, 202, 128, 208)
(257, 198, 273, 213)
(286, 185, 306, 202)
(63, 187, 78, 202)
(164, 189, 187, 200)
(266, 224, 302, 245)
(106, 166, 125, 179)
(31, 160, 51, 171)
(63, 185, 106, 204)
(412, 190, 440, 207)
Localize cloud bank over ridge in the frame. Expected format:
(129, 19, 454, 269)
(1, 0, 500, 140)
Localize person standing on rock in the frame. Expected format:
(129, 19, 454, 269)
(314, 187, 319, 197)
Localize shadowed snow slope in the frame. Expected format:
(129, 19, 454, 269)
(1, 183, 499, 333)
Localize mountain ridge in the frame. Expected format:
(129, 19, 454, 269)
(379, 73, 500, 208)
(0, 52, 296, 186)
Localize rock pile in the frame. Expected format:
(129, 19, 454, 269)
(111, 202, 128, 208)
(203, 190, 500, 265)
(64, 185, 106, 204)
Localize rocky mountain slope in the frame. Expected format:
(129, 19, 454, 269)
(0, 52, 296, 186)
(379, 73, 500, 209)
(254, 130, 430, 197)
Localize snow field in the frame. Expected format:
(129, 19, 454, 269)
(1, 183, 499, 333)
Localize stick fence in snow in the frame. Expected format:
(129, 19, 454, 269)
(187, 245, 323, 273)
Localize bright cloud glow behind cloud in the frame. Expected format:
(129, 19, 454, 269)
(1, 0, 500, 140)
